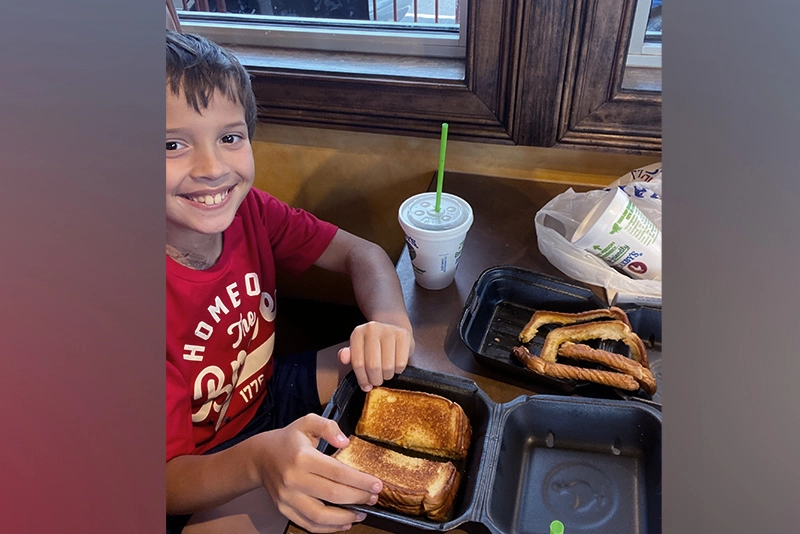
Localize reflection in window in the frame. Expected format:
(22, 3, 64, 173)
(646, 0, 662, 43)
(627, 0, 662, 70)
(173, 0, 459, 24)
(173, 0, 464, 63)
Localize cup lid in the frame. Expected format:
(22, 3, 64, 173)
(400, 193, 470, 231)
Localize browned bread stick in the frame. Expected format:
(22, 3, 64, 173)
(557, 342, 657, 395)
(539, 320, 649, 368)
(518, 307, 631, 343)
(513, 346, 639, 391)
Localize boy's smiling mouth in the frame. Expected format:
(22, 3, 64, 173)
(182, 186, 234, 206)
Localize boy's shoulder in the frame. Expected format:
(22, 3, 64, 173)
(240, 187, 312, 220)
(235, 187, 277, 216)
(241, 186, 282, 209)
(237, 187, 324, 232)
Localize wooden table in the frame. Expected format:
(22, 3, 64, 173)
(287, 173, 596, 534)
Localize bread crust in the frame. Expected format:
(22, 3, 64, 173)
(518, 306, 631, 343)
(513, 346, 640, 391)
(424, 469, 460, 521)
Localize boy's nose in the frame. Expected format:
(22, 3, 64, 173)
(191, 146, 229, 180)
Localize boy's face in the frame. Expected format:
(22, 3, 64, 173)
(166, 87, 254, 246)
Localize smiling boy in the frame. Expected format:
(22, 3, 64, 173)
(166, 30, 414, 533)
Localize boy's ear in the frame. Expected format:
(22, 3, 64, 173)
(166, 0, 182, 32)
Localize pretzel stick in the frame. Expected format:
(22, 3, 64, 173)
(558, 342, 657, 395)
(539, 320, 649, 368)
(518, 307, 631, 343)
(512, 346, 639, 391)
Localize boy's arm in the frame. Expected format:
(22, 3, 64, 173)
(314, 229, 415, 391)
(166, 414, 380, 532)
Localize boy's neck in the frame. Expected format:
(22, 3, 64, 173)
(166, 232, 223, 270)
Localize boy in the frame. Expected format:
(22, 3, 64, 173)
(166, 30, 414, 533)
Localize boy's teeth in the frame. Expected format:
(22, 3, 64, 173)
(190, 190, 228, 205)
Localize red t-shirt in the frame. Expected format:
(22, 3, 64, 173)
(166, 188, 337, 462)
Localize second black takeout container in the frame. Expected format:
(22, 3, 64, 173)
(458, 266, 663, 405)
(320, 366, 662, 534)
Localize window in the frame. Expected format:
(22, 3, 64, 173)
(175, 0, 661, 154)
(174, 0, 458, 23)
(175, 1, 466, 60)
(627, 0, 662, 69)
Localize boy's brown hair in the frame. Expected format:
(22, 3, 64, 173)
(166, 30, 258, 140)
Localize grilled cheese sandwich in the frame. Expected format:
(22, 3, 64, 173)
(333, 436, 460, 521)
(355, 387, 472, 460)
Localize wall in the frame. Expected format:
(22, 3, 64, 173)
(252, 123, 660, 303)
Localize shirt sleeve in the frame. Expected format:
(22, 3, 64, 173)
(252, 189, 338, 277)
(166, 360, 195, 462)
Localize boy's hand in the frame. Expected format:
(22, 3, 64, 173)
(256, 414, 382, 533)
(313, 230, 415, 391)
(338, 321, 414, 391)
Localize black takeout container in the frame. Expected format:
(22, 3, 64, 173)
(459, 266, 663, 405)
(320, 366, 662, 534)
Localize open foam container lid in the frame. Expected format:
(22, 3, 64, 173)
(458, 265, 663, 407)
(320, 366, 662, 534)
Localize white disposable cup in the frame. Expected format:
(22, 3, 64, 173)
(571, 187, 661, 280)
(398, 192, 474, 290)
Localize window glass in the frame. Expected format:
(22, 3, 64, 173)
(646, 0, 662, 43)
(173, 0, 459, 25)
(173, 0, 465, 60)
(627, 0, 662, 70)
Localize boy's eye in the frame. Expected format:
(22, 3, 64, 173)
(221, 134, 243, 144)
(166, 141, 185, 151)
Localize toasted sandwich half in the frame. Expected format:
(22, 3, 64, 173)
(333, 436, 461, 521)
(355, 387, 472, 460)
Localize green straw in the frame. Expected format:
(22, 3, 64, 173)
(550, 520, 564, 534)
(435, 122, 449, 212)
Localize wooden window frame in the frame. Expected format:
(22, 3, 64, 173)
(233, 0, 660, 154)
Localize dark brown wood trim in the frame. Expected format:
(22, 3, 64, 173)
(217, 0, 661, 153)
(512, 0, 577, 147)
(557, 0, 662, 153)
(247, 0, 521, 145)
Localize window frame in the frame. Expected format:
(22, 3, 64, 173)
(552, 0, 662, 152)
(195, 0, 661, 154)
